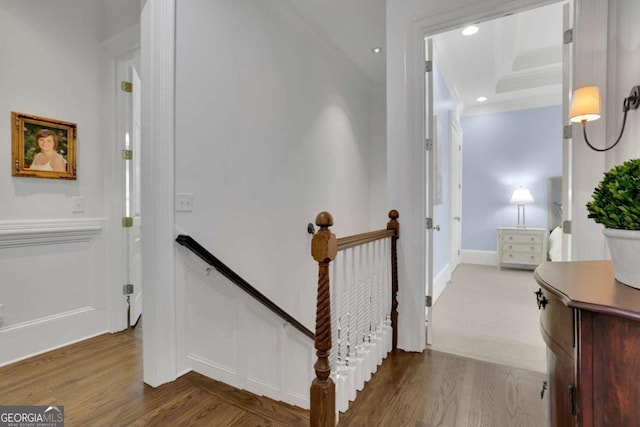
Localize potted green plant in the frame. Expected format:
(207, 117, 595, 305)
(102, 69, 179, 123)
(586, 158, 640, 288)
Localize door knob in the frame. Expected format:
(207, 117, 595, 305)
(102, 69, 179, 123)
(453, 216, 461, 221)
(434, 225, 441, 231)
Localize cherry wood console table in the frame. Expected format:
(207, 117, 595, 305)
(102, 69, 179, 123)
(534, 260, 640, 427)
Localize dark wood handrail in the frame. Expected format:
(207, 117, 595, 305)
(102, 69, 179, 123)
(337, 229, 395, 251)
(175, 234, 314, 340)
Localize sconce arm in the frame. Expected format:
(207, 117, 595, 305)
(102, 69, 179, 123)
(582, 109, 629, 152)
(582, 85, 639, 152)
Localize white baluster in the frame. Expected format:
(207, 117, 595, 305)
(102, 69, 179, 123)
(348, 248, 365, 391)
(383, 238, 393, 353)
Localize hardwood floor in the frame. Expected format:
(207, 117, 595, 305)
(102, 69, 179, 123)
(0, 323, 308, 426)
(339, 350, 547, 427)
(0, 323, 546, 426)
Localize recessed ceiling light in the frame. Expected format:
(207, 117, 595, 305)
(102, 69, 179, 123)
(372, 47, 382, 54)
(462, 25, 479, 36)
(476, 96, 487, 102)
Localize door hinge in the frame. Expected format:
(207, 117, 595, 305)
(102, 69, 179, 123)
(121, 81, 133, 93)
(426, 217, 433, 230)
(425, 295, 432, 308)
(564, 28, 573, 44)
(425, 60, 433, 73)
(121, 149, 133, 160)
(568, 384, 576, 415)
(122, 217, 133, 228)
(562, 220, 572, 234)
(123, 284, 134, 295)
(563, 124, 573, 139)
(425, 139, 433, 151)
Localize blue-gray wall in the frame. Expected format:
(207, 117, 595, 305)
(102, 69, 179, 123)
(432, 64, 460, 275)
(460, 106, 562, 251)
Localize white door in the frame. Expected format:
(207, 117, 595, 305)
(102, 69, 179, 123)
(129, 65, 143, 326)
(561, 1, 574, 261)
(449, 113, 463, 269)
(122, 62, 143, 328)
(425, 38, 435, 345)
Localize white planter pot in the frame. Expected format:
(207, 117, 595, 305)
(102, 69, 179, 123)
(603, 228, 640, 289)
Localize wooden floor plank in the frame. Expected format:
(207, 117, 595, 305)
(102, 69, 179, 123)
(0, 323, 546, 426)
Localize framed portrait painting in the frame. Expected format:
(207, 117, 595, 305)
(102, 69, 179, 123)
(11, 112, 77, 180)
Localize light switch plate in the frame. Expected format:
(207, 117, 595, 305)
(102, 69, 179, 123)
(72, 196, 85, 213)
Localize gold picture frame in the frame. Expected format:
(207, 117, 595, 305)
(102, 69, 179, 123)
(11, 111, 77, 180)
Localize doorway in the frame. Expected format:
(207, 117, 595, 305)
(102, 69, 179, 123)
(423, 1, 571, 363)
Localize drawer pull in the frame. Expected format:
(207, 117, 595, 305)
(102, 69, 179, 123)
(540, 380, 548, 399)
(538, 295, 548, 310)
(534, 289, 548, 309)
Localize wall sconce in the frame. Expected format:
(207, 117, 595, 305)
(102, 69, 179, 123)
(510, 187, 534, 228)
(569, 85, 640, 152)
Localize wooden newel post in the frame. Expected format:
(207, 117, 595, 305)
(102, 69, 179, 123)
(386, 209, 400, 350)
(310, 212, 337, 427)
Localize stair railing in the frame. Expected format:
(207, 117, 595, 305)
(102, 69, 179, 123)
(176, 234, 314, 340)
(310, 210, 399, 427)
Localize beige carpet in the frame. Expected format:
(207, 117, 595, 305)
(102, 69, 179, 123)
(428, 263, 546, 373)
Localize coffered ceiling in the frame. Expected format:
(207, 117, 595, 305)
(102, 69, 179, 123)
(434, 2, 565, 116)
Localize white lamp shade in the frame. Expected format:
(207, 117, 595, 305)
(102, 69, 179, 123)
(570, 85, 601, 123)
(510, 188, 534, 204)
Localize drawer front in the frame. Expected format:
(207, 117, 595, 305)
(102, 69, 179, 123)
(502, 242, 542, 253)
(502, 251, 543, 265)
(538, 288, 574, 355)
(502, 232, 542, 244)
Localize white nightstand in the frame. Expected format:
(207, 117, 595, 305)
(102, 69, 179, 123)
(497, 227, 548, 270)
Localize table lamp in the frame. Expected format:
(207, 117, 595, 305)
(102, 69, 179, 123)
(510, 187, 534, 228)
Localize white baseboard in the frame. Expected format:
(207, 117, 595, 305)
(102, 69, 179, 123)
(461, 250, 497, 266)
(432, 263, 452, 304)
(0, 307, 108, 367)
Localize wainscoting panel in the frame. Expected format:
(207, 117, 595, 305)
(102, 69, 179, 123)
(179, 250, 313, 409)
(244, 303, 282, 394)
(283, 326, 314, 405)
(185, 267, 239, 377)
(0, 219, 106, 366)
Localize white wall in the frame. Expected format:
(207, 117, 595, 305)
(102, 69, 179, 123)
(569, 0, 640, 261)
(0, 0, 139, 366)
(175, 0, 381, 328)
(0, 0, 118, 365)
(369, 85, 388, 229)
(606, 0, 640, 168)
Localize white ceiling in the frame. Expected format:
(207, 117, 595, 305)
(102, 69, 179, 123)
(280, 0, 386, 85)
(285, 1, 565, 116)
